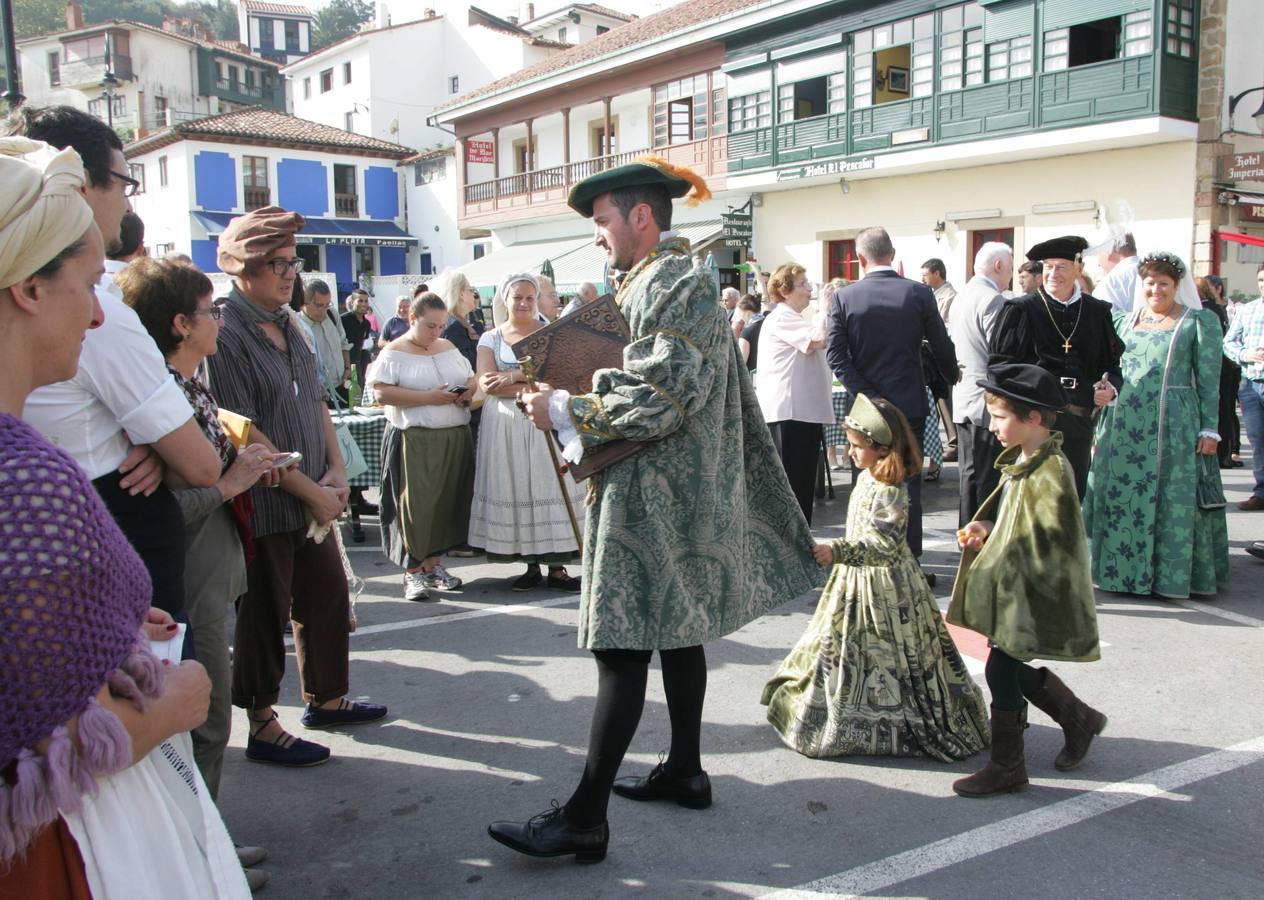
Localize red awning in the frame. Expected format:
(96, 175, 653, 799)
(1218, 230, 1264, 248)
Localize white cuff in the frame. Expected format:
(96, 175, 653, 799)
(548, 389, 585, 465)
(1197, 429, 1221, 442)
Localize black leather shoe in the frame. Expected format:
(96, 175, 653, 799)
(612, 762, 712, 809)
(487, 802, 608, 864)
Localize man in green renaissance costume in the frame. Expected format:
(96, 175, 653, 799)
(486, 157, 823, 862)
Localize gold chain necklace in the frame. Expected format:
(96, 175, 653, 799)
(1038, 286, 1083, 353)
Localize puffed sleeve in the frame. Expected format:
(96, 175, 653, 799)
(829, 482, 908, 567)
(988, 299, 1034, 365)
(567, 268, 724, 449)
(365, 352, 396, 389)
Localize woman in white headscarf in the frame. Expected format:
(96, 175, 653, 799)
(0, 138, 247, 896)
(468, 272, 585, 591)
(1083, 251, 1230, 599)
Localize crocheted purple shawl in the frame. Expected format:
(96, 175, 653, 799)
(0, 413, 163, 864)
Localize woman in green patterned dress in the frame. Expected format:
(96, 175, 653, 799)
(763, 394, 989, 761)
(1084, 252, 1230, 598)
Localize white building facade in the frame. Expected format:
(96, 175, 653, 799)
(281, 6, 569, 270)
(238, 0, 315, 64)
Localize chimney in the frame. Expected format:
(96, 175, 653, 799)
(424, 8, 435, 18)
(527, 3, 535, 20)
(66, 1, 84, 30)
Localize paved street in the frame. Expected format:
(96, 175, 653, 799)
(219, 451, 1264, 899)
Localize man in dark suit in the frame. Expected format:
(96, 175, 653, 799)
(826, 226, 957, 559)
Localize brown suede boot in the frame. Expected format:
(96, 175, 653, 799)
(1027, 669, 1107, 771)
(953, 705, 1029, 798)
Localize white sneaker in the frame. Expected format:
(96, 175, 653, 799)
(404, 570, 432, 602)
(421, 563, 462, 591)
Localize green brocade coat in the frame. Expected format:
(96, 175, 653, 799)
(567, 238, 824, 650)
(947, 433, 1100, 663)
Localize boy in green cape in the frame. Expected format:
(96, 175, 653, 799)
(948, 363, 1107, 797)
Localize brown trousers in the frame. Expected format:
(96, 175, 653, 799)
(231, 528, 350, 710)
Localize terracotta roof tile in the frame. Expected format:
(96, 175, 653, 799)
(434, 0, 764, 117)
(242, 1, 314, 17)
(125, 107, 415, 158)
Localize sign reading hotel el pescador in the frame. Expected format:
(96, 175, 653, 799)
(776, 156, 876, 183)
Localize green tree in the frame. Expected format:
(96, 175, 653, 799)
(312, 0, 373, 50)
(13, 0, 66, 39)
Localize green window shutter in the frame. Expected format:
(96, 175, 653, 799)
(1042, 0, 1149, 30)
(984, 0, 1034, 43)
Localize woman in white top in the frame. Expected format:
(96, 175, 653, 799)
(755, 263, 836, 525)
(469, 273, 585, 592)
(366, 294, 477, 601)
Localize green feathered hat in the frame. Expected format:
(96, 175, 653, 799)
(567, 155, 712, 218)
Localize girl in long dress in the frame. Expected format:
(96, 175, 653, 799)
(763, 394, 989, 760)
(467, 272, 585, 591)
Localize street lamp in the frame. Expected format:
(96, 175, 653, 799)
(1227, 86, 1264, 134)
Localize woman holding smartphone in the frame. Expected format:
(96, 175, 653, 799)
(367, 292, 477, 601)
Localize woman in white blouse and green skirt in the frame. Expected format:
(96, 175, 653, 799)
(367, 293, 478, 601)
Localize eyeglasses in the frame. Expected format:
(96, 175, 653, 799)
(110, 170, 142, 197)
(192, 306, 222, 321)
(266, 258, 305, 276)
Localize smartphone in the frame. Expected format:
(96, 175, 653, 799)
(448, 385, 470, 396)
(271, 450, 303, 468)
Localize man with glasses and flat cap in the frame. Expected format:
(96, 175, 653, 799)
(207, 205, 388, 769)
(989, 235, 1123, 497)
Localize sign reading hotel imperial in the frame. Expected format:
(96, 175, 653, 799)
(776, 156, 876, 183)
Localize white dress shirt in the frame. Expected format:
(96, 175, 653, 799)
(754, 303, 835, 425)
(1096, 255, 1139, 313)
(23, 266, 194, 480)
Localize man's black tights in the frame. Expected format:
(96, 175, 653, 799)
(563, 645, 706, 827)
(985, 647, 1046, 711)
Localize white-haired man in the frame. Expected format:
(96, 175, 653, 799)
(948, 241, 1012, 525)
(1095, 232, 1139, 313)
(721, 286, 740, 321)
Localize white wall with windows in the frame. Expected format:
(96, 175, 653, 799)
(403, 151, 464, 272)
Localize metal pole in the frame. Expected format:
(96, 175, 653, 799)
(517, 356, 584, 554)
(0, 0, 24, 109)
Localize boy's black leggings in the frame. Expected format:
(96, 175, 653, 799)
(984, 647, 1047, 711)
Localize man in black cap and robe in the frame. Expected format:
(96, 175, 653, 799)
(988, 235, 1122, 496)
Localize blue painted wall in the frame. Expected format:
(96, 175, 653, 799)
(378, 246, 406, 276)
(364, 166, 398, 220)
(194, 152, 236, 210)
(325, 244, 353, 292)
(277, 158, 328, 216)
(191, 239, 220, 273)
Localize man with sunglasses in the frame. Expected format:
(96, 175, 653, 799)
(10, 105, 223, 624)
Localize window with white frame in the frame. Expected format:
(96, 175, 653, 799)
(775, 49, 846, 121)
(654, 73, 712, 145)
(725, 68, 771, 133)
(303, 77, 311, 99)
(414, 158, 447, 185)
(159, 156, 168, 187)
(320, 68, 332, 92)
(342, 61, 352, 84)
(852, 11, 937, 109)
(986, 33, 1032, 82)
(128, 163, 145, 195)
(1044, 9, 1153, 71)
(448, 75, 459, 94)
(938, 3, 983, 93)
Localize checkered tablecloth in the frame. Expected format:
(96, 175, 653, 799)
(332, 410, 386, 488)
(823, 386, 851, 448)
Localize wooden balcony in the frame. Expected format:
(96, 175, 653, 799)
(244, 186, 270, 211)
(334, 193, 359, 217)
(460, 136, 728, 230)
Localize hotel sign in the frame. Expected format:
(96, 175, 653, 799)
(776, 156, 875, 183)
(722, 212, 753, 249)
(1225, 152, 1264, 184)
(466, 139, 495, 164)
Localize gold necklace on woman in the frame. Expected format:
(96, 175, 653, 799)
(1038, 286, 1083, 353)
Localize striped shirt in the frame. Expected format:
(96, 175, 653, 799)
(1224, 297, 1264, 382)
(207, 287, 329, 537)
